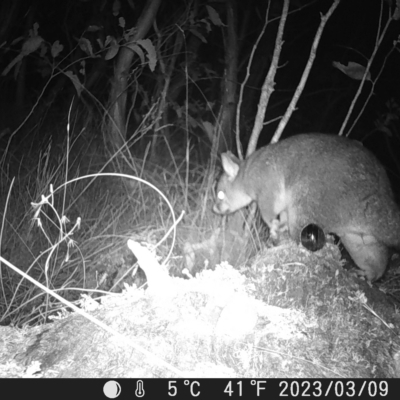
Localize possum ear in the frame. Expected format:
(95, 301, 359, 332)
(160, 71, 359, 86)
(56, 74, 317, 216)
(221, 152, 240, 180)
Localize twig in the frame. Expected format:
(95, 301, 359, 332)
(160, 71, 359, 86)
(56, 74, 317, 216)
(272, 0, 341, 143)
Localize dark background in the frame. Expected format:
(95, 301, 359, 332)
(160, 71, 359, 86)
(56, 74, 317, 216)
(1, 0, 400, 184)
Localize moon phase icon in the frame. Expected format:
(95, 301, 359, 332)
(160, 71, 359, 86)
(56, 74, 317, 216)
(103, 380, 121, 398)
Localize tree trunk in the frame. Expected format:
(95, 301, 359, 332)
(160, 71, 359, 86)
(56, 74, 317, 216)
(107, 0, 162, 151)
(212, 0, 238, 158)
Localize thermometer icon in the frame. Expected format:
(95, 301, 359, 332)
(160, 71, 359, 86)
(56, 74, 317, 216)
(135, 380, 145, 397)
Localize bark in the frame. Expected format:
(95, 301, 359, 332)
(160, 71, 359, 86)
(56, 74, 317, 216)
(212, 0, 238, 157)
(107, 0, 162, 151)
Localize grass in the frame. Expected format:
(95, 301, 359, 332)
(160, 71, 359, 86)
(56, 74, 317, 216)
(1, 115, 398, 378)
(0, 116, 221, 326)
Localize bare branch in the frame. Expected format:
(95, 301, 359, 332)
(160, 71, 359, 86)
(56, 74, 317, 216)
(339, 3, 397, 137)
(246, 0, 290, 157)
(272, 0, 341, 144)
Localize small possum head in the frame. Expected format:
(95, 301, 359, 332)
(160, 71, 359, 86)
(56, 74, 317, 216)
(213, 151, 253, 215)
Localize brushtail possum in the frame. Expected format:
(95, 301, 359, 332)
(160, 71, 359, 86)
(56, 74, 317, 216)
(213, 133, 400, 281)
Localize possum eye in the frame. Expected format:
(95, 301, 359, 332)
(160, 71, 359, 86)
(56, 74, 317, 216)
(217, 191, 225, 200)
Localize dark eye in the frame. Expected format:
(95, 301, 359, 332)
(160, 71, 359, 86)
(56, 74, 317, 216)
(301, 224, 325, 251)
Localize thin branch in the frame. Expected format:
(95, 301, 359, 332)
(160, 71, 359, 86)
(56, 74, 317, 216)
(339, 5, 396, 137)
(272, 0, 341, 143)
(247, 0, 290, 156)
(235, 1, 271, 159)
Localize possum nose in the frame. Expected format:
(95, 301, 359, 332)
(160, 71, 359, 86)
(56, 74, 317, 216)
(213, 202, 228, 215)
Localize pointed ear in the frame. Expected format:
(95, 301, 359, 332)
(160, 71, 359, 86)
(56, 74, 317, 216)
(221, 151, 240, 180)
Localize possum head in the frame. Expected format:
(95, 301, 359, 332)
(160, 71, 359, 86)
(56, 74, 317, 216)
(213, 151, 253, 215)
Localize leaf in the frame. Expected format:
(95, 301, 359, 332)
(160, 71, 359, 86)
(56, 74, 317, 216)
(79, 60, 86, 76)
(79, 38, 94, 57)
(332, 61, 371, 81)
(127, 43, 145, 64)
(395, 0, 400, 20)
(187, 114, 199, 128)
(65, 70, 83, 97)
(21, 35, 43, 56)
(105, 35, 113, 47)
(126, 39, 157, 71)
(11, 36, 24, 46)
(137, 39, 157, 71)
(190, 27, 207, 43)
(87, 25, 102, 32)
(40, 44, 48, 58)
(201, 121, 214, 140)
(13, 58, 21, 80)
(51, 40, 63, 58)
(105, 37, 119, 60)
(97, 38, 104, 49)
(2, 31, 43, 76)
(200, 18, 211, 33)
(206, 5, 225, 27)
(32, 22, 40, 36)
(113, 0, 121, 16)
(124, 27, 136, 39)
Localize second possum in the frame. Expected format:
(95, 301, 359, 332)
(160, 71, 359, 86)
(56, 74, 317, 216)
(213, 133, 400, 281)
